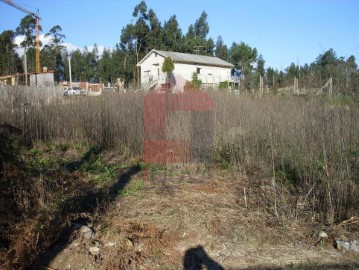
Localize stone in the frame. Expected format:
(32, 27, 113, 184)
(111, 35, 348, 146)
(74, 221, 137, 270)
(105, 242, 115, 247)
(335, 239, 358, 252)
(126, 238, 134, 249)
(89, 246, 100, 256)
(319, 231, 328, 238)
(80, 226, 94, 239)
(349, 240, 358, 252)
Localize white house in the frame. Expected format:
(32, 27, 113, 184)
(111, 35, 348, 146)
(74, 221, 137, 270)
(137, 49, 235, 91)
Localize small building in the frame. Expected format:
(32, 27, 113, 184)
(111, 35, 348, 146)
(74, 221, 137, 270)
(137, 49, 235, 91)
(0, 71, 55, 87)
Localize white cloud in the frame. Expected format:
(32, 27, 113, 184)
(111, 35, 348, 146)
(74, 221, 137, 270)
(14, 35, 105, 56)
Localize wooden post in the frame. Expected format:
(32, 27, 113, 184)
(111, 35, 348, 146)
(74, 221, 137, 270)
(329, 77, 333, 97)
(259, 76, 264, 97)
(293, 77, 299, 94)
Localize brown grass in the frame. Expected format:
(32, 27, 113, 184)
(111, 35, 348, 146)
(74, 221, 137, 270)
(0, 86, 358, 268)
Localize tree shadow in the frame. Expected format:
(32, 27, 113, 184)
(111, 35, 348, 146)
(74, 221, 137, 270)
(183, 245, 359, 270)
(183, 245, 224, 270)
(228, 262, 359, 270)
(31, 148, 141, 269)
(64, 145, 103, 172)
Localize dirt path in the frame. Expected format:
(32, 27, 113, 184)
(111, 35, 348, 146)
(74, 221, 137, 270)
(38, 165, 359, 270)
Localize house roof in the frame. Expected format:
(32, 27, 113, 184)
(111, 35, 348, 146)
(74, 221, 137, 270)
(137, 49, 234, 68)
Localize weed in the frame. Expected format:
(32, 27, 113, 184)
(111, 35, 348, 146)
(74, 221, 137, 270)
(118, 179, 144, 199)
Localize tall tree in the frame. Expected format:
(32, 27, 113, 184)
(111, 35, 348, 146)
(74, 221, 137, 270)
(162, 15, 182, 51)
(16, 15, 41, 73)
(0, 30, 22, 75)
(194, 11, 209, 40)
(42, 25, 66, 82)
(229, 42, 257, 72)
(99, 48, 112, 83)
(147, 9, 162, 50)
(230, 42, 257, 90)
(215, 36, 228, 61)
(316, 48, 338, 83)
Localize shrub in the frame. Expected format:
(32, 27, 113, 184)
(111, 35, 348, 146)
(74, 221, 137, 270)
(219, 80, 229, 90)
(191, 72, 202, 89)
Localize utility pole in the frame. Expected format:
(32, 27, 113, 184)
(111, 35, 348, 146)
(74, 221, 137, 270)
(24, 48, 28, 86)
(68, 55, 72, 88)
(193, 45, 204, 55)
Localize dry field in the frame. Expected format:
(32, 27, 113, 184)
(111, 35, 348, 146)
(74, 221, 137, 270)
(0, 86, 358, 269)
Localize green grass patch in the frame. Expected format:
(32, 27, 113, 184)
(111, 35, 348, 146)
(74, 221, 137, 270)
(118, 179, 144, 199)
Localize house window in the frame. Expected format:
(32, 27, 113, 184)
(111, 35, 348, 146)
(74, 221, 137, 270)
(197, 67, 201, 74)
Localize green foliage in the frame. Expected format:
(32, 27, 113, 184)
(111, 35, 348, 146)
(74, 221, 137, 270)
(0, 30, 22, 75)
(219, 80, 229, 90)
(16, 15, 39, 48)
(118, 179, 144, 199)
(161, 56, 174, 74)
(191, 72, 202, 89)
(215, 36, 228, 61)
(2, 2, 359, 95)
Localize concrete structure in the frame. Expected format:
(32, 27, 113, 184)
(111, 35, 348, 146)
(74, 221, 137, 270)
(30, 72, 54, 87)
(137, 49, 235, 91)
(0, 71, 54, 87)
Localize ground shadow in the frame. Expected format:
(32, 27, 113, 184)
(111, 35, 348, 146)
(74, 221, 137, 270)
(183, 245, 359, 270)
(31, 147, 141, 269)
(228, 262, 359, 270)
(64, 145, 103, 172)
(184, 245, 224, 270)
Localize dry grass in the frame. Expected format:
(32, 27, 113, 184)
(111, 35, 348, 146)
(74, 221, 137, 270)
(0, 86, 358, 268)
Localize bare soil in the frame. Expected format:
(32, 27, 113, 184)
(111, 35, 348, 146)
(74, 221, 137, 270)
(35, 163, 359, 270)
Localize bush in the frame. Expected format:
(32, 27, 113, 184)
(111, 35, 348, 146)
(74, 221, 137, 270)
(191, 72, 202, 89)
(219, 80, 229, 90)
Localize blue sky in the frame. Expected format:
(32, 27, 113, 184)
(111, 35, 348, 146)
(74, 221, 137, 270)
(1, 0, 359, 70)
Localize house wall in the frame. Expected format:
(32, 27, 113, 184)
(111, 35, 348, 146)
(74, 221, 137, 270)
(140, 52, 166, 88)
(173, 63, 231, 84)
(139, 51, 232, 90)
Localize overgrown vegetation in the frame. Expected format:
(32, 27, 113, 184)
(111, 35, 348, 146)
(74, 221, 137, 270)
(219, 80, 229, 90)
(191, 72, 202, 89)
(0, 86, 358, 268)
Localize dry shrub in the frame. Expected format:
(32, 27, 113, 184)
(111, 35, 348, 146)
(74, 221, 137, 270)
(211, 91, 359, 223)
(101, 221, 176, 270)
(0, 86, 359, 267)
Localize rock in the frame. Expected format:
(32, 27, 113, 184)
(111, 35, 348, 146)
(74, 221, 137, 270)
(349, 240, 358, 252)
(335, 239, 359, 252)
(89, 246, 100, 256)
(319, 231, 328, 238)
(93, 240, 101, 247)
(126, 238, 134, 249)
(105, 242, 115, 247)
(80, 226, 94, 239)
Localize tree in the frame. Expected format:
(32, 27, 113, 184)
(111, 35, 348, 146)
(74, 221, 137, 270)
(147, 8, 163, 50)
(286, 63, 299, 80)
(43, 25, 66, 82)
(163, 15, 182, 51)
(266, 67, 276, 89)
(215, 36, 228, 61)
(316, 48, 338, 82)
(230, 42, 258, 90)
(162, 56, 174, 83)
(16, 15, 41, 73)
(257, 54, 265, 77)
(230, 42, 258, 72)
(0, 30, 22, 75)
(99, 48, 112, 83)
(180, 11, 211, 55)
(191, 72, 202, 89)
(194, 11, 209, 40)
